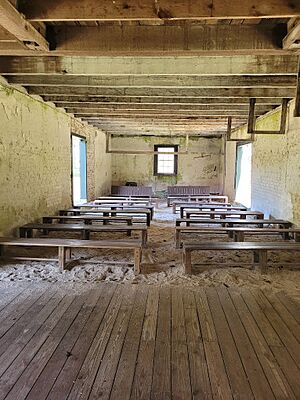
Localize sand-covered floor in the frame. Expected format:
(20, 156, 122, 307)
(0, 204, 299, 297)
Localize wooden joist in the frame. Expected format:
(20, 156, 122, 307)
(0, 0, 48, 51)
(0, 55, 297, 75)
(283, 17, 300, 50)
(18, 0, 300, 21)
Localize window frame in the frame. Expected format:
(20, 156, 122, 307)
(153, 144, 178, 176)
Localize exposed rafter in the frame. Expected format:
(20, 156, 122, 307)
(0, 0, 49, 51)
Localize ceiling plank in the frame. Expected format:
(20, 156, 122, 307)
(62, 104, 272, 111)
(6, 74, 296, 87)
(0, 55, 297, 75)
(18, 0, 300, 21)
(0, 0, 49, 50)
(27, 86, 295, 98)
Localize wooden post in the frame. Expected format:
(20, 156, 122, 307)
(134, 248, 142, 274)
(294, 57, 300, 117)
(184, 249, 192, 274)
(175, 229, 181, 249)
(258, 250, 268, 274)
(142, 230, 147, 247)
(247, 98, 256, 135)
(58, 246, 66, 272)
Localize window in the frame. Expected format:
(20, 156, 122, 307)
(154, 145, 178, 176)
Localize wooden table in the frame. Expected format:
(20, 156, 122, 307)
(176, 218, 292, 228)
(185, 210, 264, 220)
(43, 215, 133, 226)
(173, 202, 245, 214)
(168, 194, 229, 206)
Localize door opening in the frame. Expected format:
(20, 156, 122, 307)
(235, 143, 252, 208)
(71, 135, 87, 206)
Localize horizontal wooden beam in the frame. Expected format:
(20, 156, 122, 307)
(0, 0, 49, 51)
(6, 74, 296, 88)
(0, 55, 297, 75)
(43, 96, 283, 105)
(0, 23, 292, 55)
(18, 0, 300, 21)
(27, 86, 295, 98)
(63, 104, 272, 112)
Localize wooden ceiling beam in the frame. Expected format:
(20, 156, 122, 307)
(27, 86, 295, 98)
(18, 0, 300, 21)
(77, 111, 255, 118)
(0, 55, 297, 75)
(283, 17, 300, 50)
(6, 74, 296, 88)
(42, 96, 283, 105)
(0, 23, 288, 56)
(0, 0, 49, 51)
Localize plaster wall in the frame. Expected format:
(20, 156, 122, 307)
(227, 100, 300, 226)
(0, 81, 111, 235)
(111, 135, 223, 193)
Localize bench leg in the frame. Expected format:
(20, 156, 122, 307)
(65, 247, 71, 262)
(258, 250, 268, 274)
(180, 208, 184, 218)
(253, 250, 259, 264)
(58, 246, 66, 272)
(172, 204, 176, 214)
(142, 230, 147, 247)
(235, 231, 244, 242)
(175, 230, 181, 249)
(295, 233, 300, 242)
(0, 245, 4, 258)
(127, 220, 132, 237)
(184, 249, 192, 274)
(134, 248, 142, 274)
(146, 214, 150, 227)
(82, 230, 89, 240)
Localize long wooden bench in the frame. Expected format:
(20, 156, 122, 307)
(185, 210, 264, 220)
(183, 241, 300, 274)
(168, 194, 228, 206)
(175, 218, 292, 228)
(42, 215, 133, 226)
(175, 226, 300, 248)
(59, 208, 152, 226)
(19, 223, 148, 246)
(173, 202, 244, 214)
(0, 238, 143, 274)
(111, 185, 153, 198)
(83, 203, 155, 219)
(93, 200, 152, 206)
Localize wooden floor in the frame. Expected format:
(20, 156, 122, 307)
(0, 283, 298, 399)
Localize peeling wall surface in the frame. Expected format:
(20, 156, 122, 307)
(228, 100, 300, 226)
(0, 82, 111, 235)
(111, 136, 223, 192)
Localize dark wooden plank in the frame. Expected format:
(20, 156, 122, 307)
(229, 288, 297, 400)
(0, 284, 53, 357)
(205, 287, 254, 398)
(4, 289, 99, 400)
(88, 286, 137, 400)
(216, 287, 275, 399)
(130, 286, 159, 400)
(242, 290, 300, 398)
(151, 287, 171, 400)
(0, 290, 75, 399)
(42, 285, 116, 399)
(194, 290, 232, 400)
(276, 292, 300, 324)
(171, 287, 192, 400)
(0, 284, 28, 310)
(67, 285, 124, 400)
(251, 290, 300, 367)
(110, 286, 149, 400)
(183, 290, 212, 399)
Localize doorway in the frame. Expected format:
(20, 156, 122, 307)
(235, 143, 252, 208)
(71, 135, 87, 206)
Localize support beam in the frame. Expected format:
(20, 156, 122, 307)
(0, 23, 289, 56)
(0, 0, 49, 51)
(247, 98, 289, 134)
(6, 74, 296, 88)
(226, 116, 253, 142)
(18, 0, 300, 21)
(0, 55, 297, 75)
(42, 97, 283, 105)
(283, 17, 300, 50)
(27, 86, 295, 98)
(295, 58, 300, 117)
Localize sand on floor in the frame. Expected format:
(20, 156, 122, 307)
(0, 204, 299, 297)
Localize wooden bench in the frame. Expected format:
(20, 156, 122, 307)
(168, 193, 228, 206)
(0, 238, 143, 274)
(83, 203, 155, 219)
(175, 226, 300, 248)
(19, 224, 148, 246)
(183, 241, 300, 274)
(43, 215, 133, 226)
(59, 208, 152, 227)
(185, 210, 264, 220)
(111, 185, 153, 198)
(173, 202, 244, 214)
(175, 218, 292, 228)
